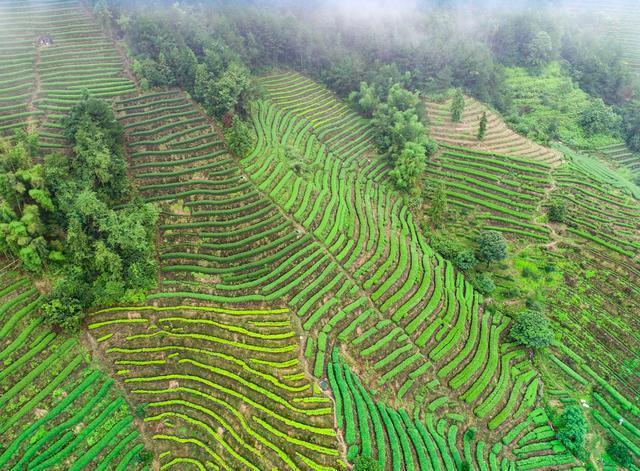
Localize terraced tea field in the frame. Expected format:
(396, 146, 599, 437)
(424, 144, 553, 241)
(426, 96, 562, 166)
(597, 142, 640, 181)
(88, 303, 340, 470)
(0, 0, 135, 146)
(0, 271, 149, 469)
(106, 71, 585, 468)
(1, 0, 639, 468)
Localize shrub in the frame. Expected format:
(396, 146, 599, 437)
(548, 200, 567, 223)
(510, 309, 553, 349)
(451, 89, 465, 122)
(354, 455, 381, 471)
(556, 405, 587, 459)
(503, 287, 520, 298)
(454, 250, 477, 271)
(41, 297, 83, 333)
(224, 115, 253, 158)
(472, 273, 495, 295)
(606, 440, 632, 467)
(477, 111, 487, 140)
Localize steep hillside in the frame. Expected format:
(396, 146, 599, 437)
(0, 0, 638, 469)
(426, 96, 562, 166)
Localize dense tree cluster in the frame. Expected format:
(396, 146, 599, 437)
(0, 96, 158, 331)
(125, 13, 251, 117)
(348, 68, 437, 193)
(94, 0, 640, 150)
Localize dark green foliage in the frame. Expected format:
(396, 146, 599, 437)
(511, 310, 553, 349)
(548, 200, 567, 223)
(556, 405, 587, 459)
(353, 455, 381, 471)
(606, 440, 632, 467)
(619, 100, 640, 152)
(476, 230, 508, 266)
(195, 61, 251, 117)
(429, 235, 466, 261)
(136, 450, 153, 464)
(126, 13, 250, 117)
(224, 115, 253, 158)
(451, 89, 465, 122)
(30, 96, 159, 331)
(367, 80, 436, 193)
(454, 250, 477, 271)
(490, 12, 559, 73)
(40, 297, 83, 333)
(63, 91, 123, 156)
(477, 112, 487, 140)
(471, 272, 495, 295)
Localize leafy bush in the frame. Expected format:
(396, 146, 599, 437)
(224, 115, 253, 157)
(476, 230, 508, 267)
(471, 272, 495, 295)
(354, 455, 381, 471)
(454, 250, 477, 271)
(606, 439, 632, 467)
(556, 405, 588, 459)
(451, 89, 465, 122)
(511, 309, 553, 349)
(548, 200, 567, 223)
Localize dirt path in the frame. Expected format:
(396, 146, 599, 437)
(81, 329, 160, 471)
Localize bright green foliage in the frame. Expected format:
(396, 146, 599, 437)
(556, 405, 587, 459)
(476, 230, 508, 266)
(511, 310, 553, 349)
(503, 63, 622, 148)
(354, 455, 381, 471)
(0, 132, 55, 271)
(578, 98, 621, 136)
(389, 141, 425, 192)
(349, 82, 379, 118)
(367, 80, 436, 192)
(451, 89, 465, 122)
(225, 115, 253, 158)
(427, 180, 448, 228)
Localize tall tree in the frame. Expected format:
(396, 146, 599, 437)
(477, 111, 488, 140)
(451, 88, 465, 122)
(428, 180, 448, 228)
(476, 230, 508, 267)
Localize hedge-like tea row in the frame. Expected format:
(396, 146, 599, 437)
(0, 270, 146, 469)
(87, 302, 341, 470)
